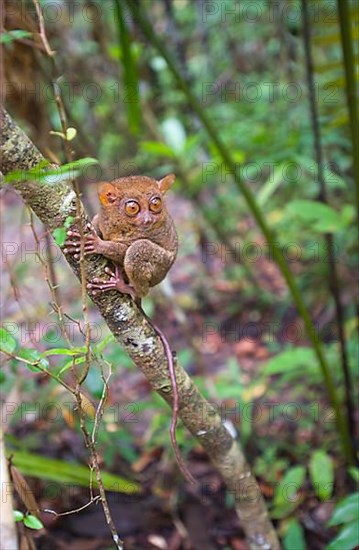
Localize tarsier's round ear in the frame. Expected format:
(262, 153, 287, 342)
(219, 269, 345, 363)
(98, 182, 117, 205)
(157, 173, 176, 194)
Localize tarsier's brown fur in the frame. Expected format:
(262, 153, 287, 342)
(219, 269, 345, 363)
(64, 175, 195, 483)
(65, 174, 178, 298)
(93, 175, 178, 297)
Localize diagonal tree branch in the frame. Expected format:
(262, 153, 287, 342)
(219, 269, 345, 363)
(0, 107, 280, 550)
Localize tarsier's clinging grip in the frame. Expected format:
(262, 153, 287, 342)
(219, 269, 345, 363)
(65, 174, 178, 299)
(64, 174, 195, 483)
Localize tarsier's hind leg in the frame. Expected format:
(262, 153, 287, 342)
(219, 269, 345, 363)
(124, 239, 175, 298)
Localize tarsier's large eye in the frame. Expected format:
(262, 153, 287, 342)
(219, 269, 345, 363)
(125, 200, 140, 216)
(149, 196, 162, 213)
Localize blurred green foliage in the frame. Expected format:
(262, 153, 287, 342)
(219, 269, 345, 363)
(2, 0, 359, 546)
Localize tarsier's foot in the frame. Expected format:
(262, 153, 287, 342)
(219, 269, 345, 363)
(87, 266, 136, 299)
(63, 223, 100, 259)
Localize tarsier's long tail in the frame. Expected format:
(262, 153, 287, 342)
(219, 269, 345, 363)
(138, 301, 196, 485)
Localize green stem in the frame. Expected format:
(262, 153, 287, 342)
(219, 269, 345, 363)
(113, 0, 141, 134)
(124, 0, 354, 465)
(302, 0, 356, 462)
(337, 0, 359, 219)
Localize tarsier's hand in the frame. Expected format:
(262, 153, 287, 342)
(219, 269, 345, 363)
(63, 223, 104, 260)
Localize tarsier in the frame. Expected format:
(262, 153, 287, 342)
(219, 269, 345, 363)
(64, 174, 194, 483)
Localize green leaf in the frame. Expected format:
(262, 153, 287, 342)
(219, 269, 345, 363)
(10, 450, 140, 494)
(140, 141, 176, 158)
(257, 164, 285, 206)
(58, 355, 87, 374)
(0, 371, 6, 384)
(283, 518, 306, 550)
(326, 521, 359, 550)
(239, 400, 253, 444)
(65, 127, 77, 141)
(263, 347, 316, 375)
(53, 216, 76, 245)
(328, 493, 359, 526)
(3, 160, 49, 184)
(52, 227, 67, 247)
(14, 510, 24, 522)
(0, 30, 32, 44)
(309, 450, 334, 501)
(43, 347, 87, 357)
(0, 327, 17, 354)
(341, 204, 355, 226)
(3, 158, 99, 185)
(64, 216, 75, 229)
(349, 467, 359, 483)
(274, 466, 306, 507)
(17, 349, 50, 372)
(23, 515, 44, 530)
(286, 200, 346, 233)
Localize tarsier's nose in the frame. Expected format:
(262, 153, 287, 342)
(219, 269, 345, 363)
(142, 214, 152, 226)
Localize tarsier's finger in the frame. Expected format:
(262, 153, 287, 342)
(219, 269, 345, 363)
(66, 230, 81, 238)
(104, 267, 116, 278)
(63, 246, 78, 254)
(64, 244, 97, 255)
(63, 248, 87, 258)
(66, 227, 97, 240)
(86, 222, 98, 236)
(66, 235, 97, 246)
(63, 240, 81, 247)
